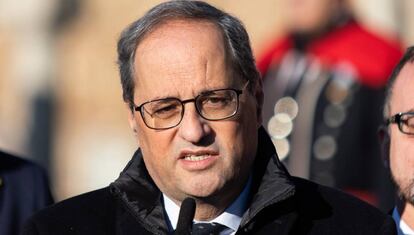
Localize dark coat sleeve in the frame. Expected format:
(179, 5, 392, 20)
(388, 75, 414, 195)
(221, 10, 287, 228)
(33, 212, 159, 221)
(21, 188, 118, 235)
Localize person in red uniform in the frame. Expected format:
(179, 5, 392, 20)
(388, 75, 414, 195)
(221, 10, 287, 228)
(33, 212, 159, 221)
(257, 0, 403, 210)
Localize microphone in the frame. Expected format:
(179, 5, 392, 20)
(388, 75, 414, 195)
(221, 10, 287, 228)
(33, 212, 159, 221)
(173, 197, 196, 235)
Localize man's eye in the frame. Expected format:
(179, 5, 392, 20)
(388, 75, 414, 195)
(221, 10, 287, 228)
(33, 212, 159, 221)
(405, 115, 414, 128)
(209, 97, 228, 103)
(203, 96, 232, 106)
(153, 105, 179, 115)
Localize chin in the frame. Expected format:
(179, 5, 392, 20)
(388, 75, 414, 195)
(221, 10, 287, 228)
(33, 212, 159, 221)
(406, 183, 414, 205)
(193, 185, 222, 198)
(184, 179, 224, 198)
(396, 178, 414, 205)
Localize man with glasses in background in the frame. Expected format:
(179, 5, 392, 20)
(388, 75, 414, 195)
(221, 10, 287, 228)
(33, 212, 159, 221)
(380, 47, 414, 235)
(24, 1, 396, 234)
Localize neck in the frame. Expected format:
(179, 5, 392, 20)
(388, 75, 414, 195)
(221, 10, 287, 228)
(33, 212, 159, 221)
(193, 199, 228, 221)
(397, 198, 414, 229)
(174, 176, 250, 221)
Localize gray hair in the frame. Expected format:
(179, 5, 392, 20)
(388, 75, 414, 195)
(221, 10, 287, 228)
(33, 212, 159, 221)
(383, 46, 414, 119)
(117, 0, 260, 109)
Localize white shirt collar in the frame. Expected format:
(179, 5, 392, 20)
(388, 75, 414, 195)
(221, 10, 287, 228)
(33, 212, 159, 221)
(392, 207, 414, 235)
(163, 176, 252, 234)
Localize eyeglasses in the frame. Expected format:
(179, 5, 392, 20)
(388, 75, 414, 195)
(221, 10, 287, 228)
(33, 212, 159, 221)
(133, 81, 250, 130)
(386, 112, 414, 135)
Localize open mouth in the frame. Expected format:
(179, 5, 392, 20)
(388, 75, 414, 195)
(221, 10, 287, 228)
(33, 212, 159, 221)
(178, 151, 219, 170)
(183, 154, 212, 161)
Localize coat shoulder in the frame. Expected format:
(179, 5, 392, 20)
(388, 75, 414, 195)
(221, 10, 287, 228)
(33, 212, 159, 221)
(22, 187, 116, 235)
(291, 177, 396, 234)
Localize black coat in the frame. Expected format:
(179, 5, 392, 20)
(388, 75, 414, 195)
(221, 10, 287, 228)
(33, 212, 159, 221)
(0, 151, 53, 235)
(22, 128, 396, 234)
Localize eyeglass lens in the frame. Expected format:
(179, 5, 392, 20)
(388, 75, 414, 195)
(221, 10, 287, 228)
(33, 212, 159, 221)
(399, 113, 414, 134)
(141, 89, 239, 129)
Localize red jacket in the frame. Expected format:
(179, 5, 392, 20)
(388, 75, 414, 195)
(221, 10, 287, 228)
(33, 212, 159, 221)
(257, 21, 403, 88)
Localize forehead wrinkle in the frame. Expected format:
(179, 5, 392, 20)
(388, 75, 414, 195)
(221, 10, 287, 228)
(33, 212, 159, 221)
(134, 19, 231, 102)
(204, 57, 209, 90)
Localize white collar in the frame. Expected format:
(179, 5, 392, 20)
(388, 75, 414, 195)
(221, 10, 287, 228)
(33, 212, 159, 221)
(392, 207, 414, 235)
(163, 176, 252, 233)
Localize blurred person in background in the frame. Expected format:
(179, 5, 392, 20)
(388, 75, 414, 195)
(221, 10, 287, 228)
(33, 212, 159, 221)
(380, 46, 414, 235)
(22, 1, 397, 234)
(257, 0, 403, 209)
(0, 150, 53, 235)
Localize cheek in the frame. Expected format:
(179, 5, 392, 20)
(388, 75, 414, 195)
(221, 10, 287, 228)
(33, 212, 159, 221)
(389, 138, 401, 172)
(390, 138, 414, 177)
(213, 114, 257, 165)
(137, 128, 180, 189)
(212, 122, 239, 154)
(136, 114, 172, 146)
(136, 123, 176, 165)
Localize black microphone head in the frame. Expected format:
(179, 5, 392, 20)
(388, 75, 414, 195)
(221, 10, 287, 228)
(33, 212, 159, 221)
(174, 197, 196, 235)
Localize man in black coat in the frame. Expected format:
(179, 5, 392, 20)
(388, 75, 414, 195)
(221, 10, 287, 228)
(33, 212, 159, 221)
(0, 150, 53, 235)
(379, 46, 414, 234)
(24, 1, 396, 234)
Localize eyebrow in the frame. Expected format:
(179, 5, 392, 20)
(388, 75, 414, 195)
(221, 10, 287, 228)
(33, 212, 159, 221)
(145, 86, 233, 102)
(146, 95, 177, 102)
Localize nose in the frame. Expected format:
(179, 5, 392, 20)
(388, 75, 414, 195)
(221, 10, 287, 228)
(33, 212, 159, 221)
(177, 103, 211, 144)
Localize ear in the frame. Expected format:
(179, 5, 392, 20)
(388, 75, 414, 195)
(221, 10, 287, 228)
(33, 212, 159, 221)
(126, 103, 138, 136)
(254, 78, 264, 129)
(378, 125, 391, 169)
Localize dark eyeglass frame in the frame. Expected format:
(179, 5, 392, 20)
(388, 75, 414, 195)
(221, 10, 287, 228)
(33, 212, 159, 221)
(133, 82, 249, 130)
(385, 112, 414, 135)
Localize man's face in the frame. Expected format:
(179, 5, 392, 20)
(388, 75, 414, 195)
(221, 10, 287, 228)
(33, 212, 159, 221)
(128, 20, 262, 204)
(388, 62, 414, 204)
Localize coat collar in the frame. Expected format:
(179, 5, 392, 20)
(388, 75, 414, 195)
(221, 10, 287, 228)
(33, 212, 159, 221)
(110, 126, 296, 234)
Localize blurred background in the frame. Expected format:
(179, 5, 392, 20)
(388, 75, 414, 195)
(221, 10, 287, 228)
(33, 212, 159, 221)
(0, 0, 413, 204)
